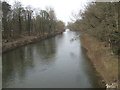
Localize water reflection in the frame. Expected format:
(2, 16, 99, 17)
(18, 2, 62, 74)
(34, 38, 56, 61)
(3, 30, 100, 88)
(3, 47, 34, 87)
(3, 36, 57, 88)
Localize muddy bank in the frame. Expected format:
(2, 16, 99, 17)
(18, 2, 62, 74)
(2, 31, 64, 53)
(80, 34, 118, 88)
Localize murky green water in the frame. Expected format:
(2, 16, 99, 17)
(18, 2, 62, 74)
(3, 29, 100, 88)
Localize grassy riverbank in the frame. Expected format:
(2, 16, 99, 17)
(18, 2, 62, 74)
(80, 34, 118, 88)
(2, 31, 64, 53)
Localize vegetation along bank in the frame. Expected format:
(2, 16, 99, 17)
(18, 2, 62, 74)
(67, 2, 120, 88)
(1, 1, 65, 53)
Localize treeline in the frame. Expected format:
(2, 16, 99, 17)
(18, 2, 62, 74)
(67, 2, 120, 55)
(2, 1, 65, 40)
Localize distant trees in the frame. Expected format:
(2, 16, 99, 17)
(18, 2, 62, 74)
(56, 20, 65, 32)
(2, 1, 11, 39)
(67, 2, 120, 55)
(25, 6, 33, 35)
(2, 1, 65, 40)
(0, 1, 2, 43)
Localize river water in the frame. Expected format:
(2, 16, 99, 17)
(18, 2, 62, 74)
(3, 29, 101, 88)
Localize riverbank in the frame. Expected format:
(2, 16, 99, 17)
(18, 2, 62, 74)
(2, 31, 64, 53)
(80, 34, 118, 88)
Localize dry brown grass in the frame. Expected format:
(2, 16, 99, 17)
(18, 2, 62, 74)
(80, 34, 118, 84)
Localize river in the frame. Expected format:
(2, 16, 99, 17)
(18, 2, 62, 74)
(3, 29, 101, 88)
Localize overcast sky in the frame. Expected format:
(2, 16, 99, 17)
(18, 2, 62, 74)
(7, 0, 93, 24)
